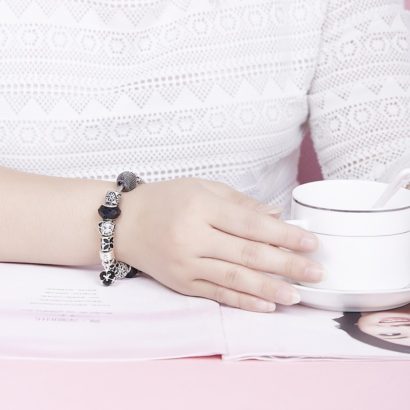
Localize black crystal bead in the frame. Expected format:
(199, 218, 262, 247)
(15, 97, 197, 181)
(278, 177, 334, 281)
(100, 270, 116, 286)
(126, 266, 141, 278)
(98, 205, 121, 220)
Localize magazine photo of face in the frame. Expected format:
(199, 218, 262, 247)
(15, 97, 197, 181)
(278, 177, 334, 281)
(221, 302, 410, 360)
(335, 305, 410, 354)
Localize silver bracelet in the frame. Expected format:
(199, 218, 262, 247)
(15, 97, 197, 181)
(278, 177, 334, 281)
(97, 171, 144, 286)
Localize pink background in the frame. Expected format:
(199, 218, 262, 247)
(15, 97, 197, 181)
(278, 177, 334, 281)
(299, 134, 323, 183)
(1, 2, 410, 409)
(1, 357, 409, 410)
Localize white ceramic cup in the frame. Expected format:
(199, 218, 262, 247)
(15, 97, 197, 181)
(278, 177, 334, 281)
(289, 180, 410, 291)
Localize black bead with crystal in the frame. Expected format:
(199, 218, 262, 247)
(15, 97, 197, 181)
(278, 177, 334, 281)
(98, 205, 121, 220)
(126, 266, 140, 278)
(100, 270, 117, 286)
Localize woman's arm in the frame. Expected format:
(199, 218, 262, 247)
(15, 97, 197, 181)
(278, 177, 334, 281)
(0, 165, 115, 265)
(0, 165, 322, 312)
(308, 0, 410, 181)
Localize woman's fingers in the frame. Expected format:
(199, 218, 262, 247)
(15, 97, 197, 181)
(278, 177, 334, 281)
(203, 229, 324, 283)
(189, 279, 277, 313)
(193, 258, 301, 305)
(207, 195, 317, 252)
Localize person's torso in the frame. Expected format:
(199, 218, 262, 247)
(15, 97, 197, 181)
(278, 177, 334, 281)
(0, 0, 326, 207)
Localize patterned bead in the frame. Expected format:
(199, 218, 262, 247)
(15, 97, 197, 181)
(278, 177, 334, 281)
(99, 249, 114, 262)
(116, 171, 138, 192)
(100, 236, 114, 252)
(98, 220, 115, 236)
(114, 261, 131, 279)
(104, 191, 121, 207)
(98, 205, 121, 219)
(100, 270, 116, 286)
(99, 250, 115, 271)
(102, 262, 115, 272)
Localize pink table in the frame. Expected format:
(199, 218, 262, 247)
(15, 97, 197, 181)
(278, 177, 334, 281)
(1, 356, 408, 409)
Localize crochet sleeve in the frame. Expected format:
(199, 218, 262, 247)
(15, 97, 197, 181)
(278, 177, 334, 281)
(308, 0, 410, 182)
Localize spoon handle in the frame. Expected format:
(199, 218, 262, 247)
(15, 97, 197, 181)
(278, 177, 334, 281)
(372, 168, 410, 209)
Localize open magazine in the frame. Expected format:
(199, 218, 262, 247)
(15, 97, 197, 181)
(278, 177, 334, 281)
(0, 262, 408, 361)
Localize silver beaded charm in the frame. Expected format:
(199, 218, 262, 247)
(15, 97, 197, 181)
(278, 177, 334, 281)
(116, 171, 144, 192)
(97, 171, 145, 286)
(98, 220, 115, 237)
(99, 250, 115, 271)
(104, 191, 121, 207)
(115, 261, 132, 279)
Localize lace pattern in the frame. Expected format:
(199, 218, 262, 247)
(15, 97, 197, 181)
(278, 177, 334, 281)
(308, 0, 410, 183)
(0, 0, 409, 211)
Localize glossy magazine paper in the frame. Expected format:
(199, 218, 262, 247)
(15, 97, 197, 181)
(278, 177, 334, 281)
(0, 262, 408, 361)
(0, 262, 224, 360)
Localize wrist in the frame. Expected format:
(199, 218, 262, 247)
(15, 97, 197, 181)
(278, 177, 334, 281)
(111, 181, 147, 266)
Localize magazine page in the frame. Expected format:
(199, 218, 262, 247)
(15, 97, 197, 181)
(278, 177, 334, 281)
(0, 262, 225, 361)
(2, 262, 409, 362)
(221, 303, 410, 360)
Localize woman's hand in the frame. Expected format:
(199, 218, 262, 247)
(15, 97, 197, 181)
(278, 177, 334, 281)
(116, 178, 323, 312)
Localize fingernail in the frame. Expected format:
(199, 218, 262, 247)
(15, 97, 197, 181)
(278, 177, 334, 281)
(304, 265, 324, 282)
(275, 287, 301, 305)
(256, 300, 276, 312)
(300, 235, 318, 251)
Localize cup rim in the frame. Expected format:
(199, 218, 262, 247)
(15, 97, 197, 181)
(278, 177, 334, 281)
(293, 198, 410, 213)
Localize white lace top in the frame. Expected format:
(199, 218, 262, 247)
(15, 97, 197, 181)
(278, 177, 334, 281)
(1, 0, 410, 210)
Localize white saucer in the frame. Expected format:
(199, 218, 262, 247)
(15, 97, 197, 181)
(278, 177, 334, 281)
(292, 284, 410, 312)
